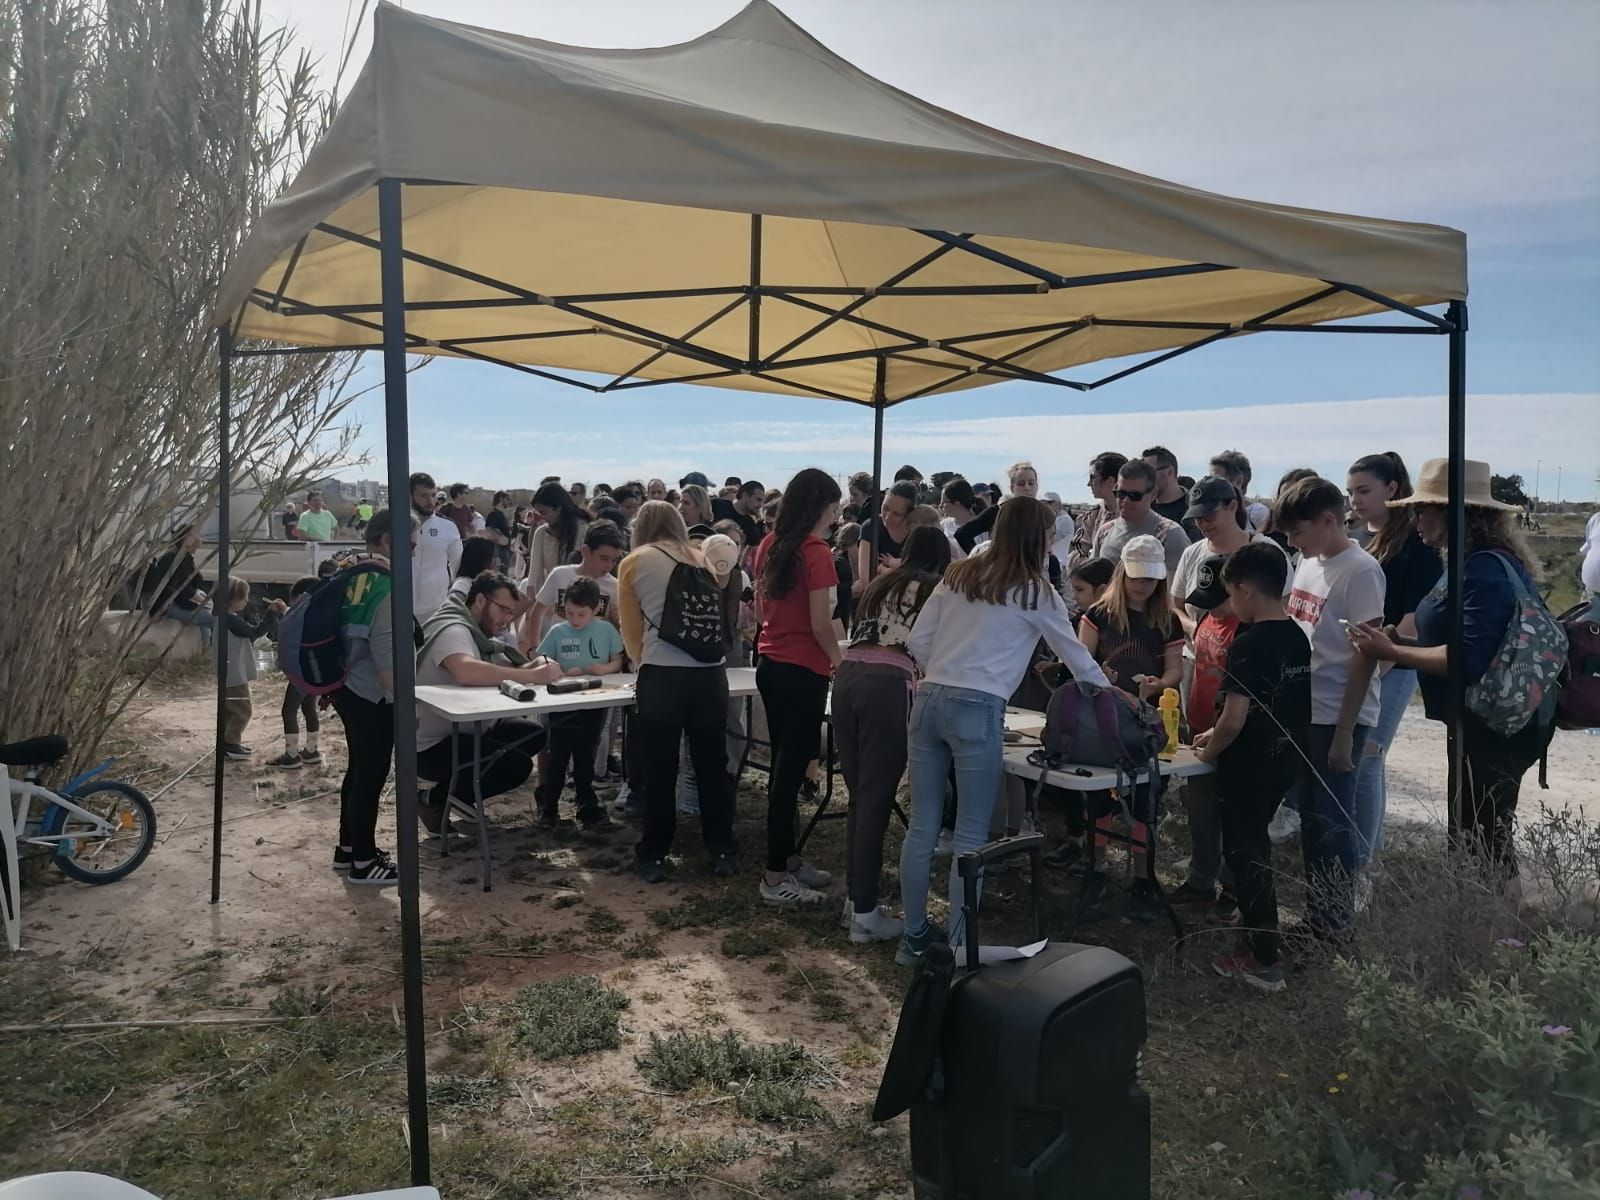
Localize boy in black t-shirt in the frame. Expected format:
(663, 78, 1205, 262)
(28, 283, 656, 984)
(1194, 541, 1311, 992)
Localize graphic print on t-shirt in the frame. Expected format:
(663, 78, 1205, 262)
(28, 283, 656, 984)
(1285, 587, 1326, 627)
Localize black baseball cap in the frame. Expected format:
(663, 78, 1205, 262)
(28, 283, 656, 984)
(1184, 476, 1238, 521)
(679, 471, 712, 488)
(1184, 554, 1231, 610)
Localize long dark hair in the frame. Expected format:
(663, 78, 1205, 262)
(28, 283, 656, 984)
(759, 468, 842, 600)
(946, 496, 1052, 606)
(858, 526, 950, 622)
(532, 481, 586, 560)
(1348, 451, 1416, 564)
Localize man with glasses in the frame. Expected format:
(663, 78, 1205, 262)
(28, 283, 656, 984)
(1143, 446, 1201, 539)
(1092, 458, 1191, 576)
(414, 570, 561, 829)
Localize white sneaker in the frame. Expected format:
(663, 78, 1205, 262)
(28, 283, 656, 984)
(789, 860, 831, 889)
(849, 905, 905, 944)
(760, 874, 824, 906)
(936, 829, 955, 857)
(1267, 804, 1302, 845)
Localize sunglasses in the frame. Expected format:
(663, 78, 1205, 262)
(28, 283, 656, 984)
(1114, 488, 1148, 502)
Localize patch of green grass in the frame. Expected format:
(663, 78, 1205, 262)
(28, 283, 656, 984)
(552, 893, 582, 911)
(736, 1079, 827, 1124)
(720, 927, 789, 958)
(510, 975, 629, 1059)
(584, 908, 625, 936)
(761, 1140, 841, 1191)
(648, 890, 751, 930)
(431, 1133, 565, 1197)
(621, 930, 664, 959)
(637, 1029, 831, 1097)
(427, 1073, 506, 1113)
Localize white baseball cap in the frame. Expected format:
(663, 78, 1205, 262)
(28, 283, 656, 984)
(699, 533, 740, 586)
(1121, 534, 1167, 580)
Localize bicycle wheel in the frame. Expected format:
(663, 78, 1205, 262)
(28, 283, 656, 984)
(51, 780, 157, 884)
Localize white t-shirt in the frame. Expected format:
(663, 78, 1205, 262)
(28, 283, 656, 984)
(1286, 542, 1386, 727)
(1050, 512, 1076, 564)
(1172, 532, 1291, 659)
(1580, 510, 1600, 597)
(533, 565, 619, 642)
(416, 624, 479, 751)
(413, 513, 462, 620)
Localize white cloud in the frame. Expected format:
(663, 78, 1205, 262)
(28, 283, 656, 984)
(408, 392, 1600, 501)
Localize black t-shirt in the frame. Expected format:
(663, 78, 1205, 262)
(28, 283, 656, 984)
(728, 509, 761, 548)
(280, 511, 298, 539)
(832, 549, 855, 627)
(1083, 601, 1181, 698)
(1217, 619, 1311, 772)
(1152, 496, 1202, 542)
(484, 508, 513, 565)
(858, 517, 905, 561)
(1378, 529, 1443, 626)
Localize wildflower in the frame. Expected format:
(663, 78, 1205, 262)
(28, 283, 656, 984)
(1276, 1072, 1290, 1080)
(1328, 1086, 1341, 1094)
(1495, 937, 1525, 948)
(1458, 1187, 1484, 1200)
(1377, 1170, 1398, 1185)
(1542, 1024, 1571, 1037)
(1336, 1072, 1349, 1082)
(1346, 1190, 1375, 1200)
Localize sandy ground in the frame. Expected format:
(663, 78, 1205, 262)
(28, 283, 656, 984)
(11, 676, 1599, 1196)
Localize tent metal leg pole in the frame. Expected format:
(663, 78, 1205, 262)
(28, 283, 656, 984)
(209, 329, 232, 906)
(869, 357, 886, 564)
(378, 176, 432, 1186)
(1445, 300, 1468, 837)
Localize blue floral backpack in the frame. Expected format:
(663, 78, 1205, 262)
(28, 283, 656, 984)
(1453, 551, 1568, 736)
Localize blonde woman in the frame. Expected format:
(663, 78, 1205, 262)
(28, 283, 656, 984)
(677, 484, 715, 533)
(617, 501, 736, 883)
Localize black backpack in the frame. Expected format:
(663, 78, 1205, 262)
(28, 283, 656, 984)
(644, 548, 725, 664)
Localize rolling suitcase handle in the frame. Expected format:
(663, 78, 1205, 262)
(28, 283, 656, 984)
(955, 832, 1045, 972)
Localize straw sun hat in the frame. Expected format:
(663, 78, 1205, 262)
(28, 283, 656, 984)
(1387, 458, 1517, 511)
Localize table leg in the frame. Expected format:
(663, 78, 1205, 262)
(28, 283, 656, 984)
(474, 722, 491, 892)
(441, 731, 459, 861)
(735, 696, 753, 784)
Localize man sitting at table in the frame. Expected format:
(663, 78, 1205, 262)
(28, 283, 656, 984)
(415, 570, 563, 832)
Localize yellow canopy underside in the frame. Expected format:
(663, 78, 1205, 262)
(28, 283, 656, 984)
(234, 186, 1440, 406)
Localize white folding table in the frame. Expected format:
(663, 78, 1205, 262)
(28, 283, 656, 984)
(415, 667, 758, 889)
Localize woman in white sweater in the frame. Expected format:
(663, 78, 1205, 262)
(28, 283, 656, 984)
(898, 497, 1109, 965)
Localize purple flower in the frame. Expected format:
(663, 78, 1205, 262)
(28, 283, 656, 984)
(1543, 1024, 1571, 1037)
(1346, 1191, 1376, 1200)
(1376, 1170, 1398, 1185)
(1458, 1187, 1484, 1200)
(1495, 937, 1525, 949)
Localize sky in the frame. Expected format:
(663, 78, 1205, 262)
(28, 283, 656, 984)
(262, 0, 1600, 501)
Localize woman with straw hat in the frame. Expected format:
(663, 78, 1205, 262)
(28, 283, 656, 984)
(1347, 458, 1562, 877)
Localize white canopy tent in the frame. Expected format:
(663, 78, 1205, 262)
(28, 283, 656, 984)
(212, 3, 1470, 1184)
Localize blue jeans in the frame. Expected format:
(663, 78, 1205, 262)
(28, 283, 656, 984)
(900, 683, 1006, 945)
(1353, 668, 1416, 866)
(1289, 723, 1370, 939)
(165, 602, 215, 650)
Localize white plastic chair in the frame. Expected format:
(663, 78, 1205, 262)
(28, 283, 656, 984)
(0, 1174, 160, 1200)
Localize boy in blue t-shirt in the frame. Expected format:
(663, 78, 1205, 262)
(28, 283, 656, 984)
(534, 578, 623, 828)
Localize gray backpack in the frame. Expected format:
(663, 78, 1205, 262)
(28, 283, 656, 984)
(1027, 679, 1168, 823)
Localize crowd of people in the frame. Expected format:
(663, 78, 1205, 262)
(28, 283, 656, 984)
(188, 445, 1578, 987)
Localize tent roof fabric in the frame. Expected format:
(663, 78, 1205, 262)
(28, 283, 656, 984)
(216, 1, 1467, 405)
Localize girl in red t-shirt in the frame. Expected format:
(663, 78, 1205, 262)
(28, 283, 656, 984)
(753, 469, 844, 907)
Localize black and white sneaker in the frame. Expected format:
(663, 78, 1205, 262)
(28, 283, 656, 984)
(331, 847, 354, 873)
(222, 743, 253, 761)
(347, 850, 400, 885)
(299, 747, 323, 765)
(267, 751, 302, 769)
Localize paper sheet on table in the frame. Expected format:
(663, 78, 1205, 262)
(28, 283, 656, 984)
(952, 939, 1050, 964)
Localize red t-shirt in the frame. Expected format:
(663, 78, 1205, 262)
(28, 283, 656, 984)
(753, 533, 838, 677)
(1189, 611, 1241, 735)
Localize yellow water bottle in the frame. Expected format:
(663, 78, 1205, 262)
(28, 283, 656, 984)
(1158, 688, 1180, 759)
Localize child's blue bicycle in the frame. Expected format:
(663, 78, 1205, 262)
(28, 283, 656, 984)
(3, 736, 157, 884)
